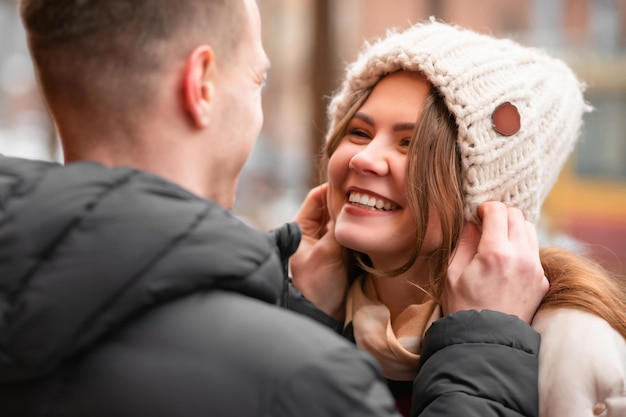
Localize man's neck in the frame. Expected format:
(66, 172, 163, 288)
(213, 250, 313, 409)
(62, 137, 212, 201)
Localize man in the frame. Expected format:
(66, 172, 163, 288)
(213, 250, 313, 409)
(0, 1, 546, 416)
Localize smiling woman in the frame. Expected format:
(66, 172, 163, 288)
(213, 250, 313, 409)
(328, 72, 434, 273)
(304, 19, 626, 417)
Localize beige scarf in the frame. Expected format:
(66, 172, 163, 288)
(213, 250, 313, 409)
(345, 276, 441, 381)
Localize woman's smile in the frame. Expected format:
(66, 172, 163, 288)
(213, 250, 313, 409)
(347, 189, 400, 212)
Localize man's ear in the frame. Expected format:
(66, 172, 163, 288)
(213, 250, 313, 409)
(183, 46, 215, 128)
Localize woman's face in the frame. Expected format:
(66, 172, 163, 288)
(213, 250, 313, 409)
(327, 71, 437, 269)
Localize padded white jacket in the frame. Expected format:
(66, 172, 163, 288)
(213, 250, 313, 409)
(533, 308, 626, 417)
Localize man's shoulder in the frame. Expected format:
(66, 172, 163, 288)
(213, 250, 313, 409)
(48, 289, 394, 417)
(102, 290, 377, 388)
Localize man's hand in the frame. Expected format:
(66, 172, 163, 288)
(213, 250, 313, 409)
(443, 201, 548, 324)
(290, 183, 347, 320)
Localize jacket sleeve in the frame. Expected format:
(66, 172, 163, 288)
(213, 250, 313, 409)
(283, 280, 344, 333)
(268, 221, 345, 333)
(412, 310, 540, 417)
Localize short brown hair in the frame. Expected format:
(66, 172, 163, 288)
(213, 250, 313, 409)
(21, 0, 244, 118)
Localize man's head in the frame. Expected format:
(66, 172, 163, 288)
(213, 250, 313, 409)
(20, 0, 270, 207)
(21, 0, 241, 125)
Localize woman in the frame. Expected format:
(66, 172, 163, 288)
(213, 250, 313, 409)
(304, 20, 626, 417)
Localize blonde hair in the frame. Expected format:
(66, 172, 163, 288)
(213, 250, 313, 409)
(323, 75, 626, 339)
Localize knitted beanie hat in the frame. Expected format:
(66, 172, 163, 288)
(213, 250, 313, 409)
(326, 19, 591, 224)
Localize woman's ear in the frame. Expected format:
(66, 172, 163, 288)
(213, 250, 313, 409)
(183, 45, 215, 128)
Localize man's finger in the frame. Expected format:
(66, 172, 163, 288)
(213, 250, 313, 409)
(449, 222, 480, 278)
(525, 220, 540, 260)
(477, 201, 508, 246)
(505, 207, 528, 248)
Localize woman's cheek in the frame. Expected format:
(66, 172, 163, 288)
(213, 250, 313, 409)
(326, 152, 349, 222)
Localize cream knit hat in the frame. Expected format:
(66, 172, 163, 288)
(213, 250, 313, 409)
(327, 19, 591, 224)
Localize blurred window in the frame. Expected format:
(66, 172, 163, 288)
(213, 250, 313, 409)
(577, 90, 626, 180)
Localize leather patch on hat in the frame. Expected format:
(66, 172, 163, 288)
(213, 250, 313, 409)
(492, 102, 520, 136)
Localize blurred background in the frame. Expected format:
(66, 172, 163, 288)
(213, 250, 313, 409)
(0, 0, 624, 276)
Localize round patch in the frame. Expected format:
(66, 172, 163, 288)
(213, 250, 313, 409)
(492, 102, 521, 136)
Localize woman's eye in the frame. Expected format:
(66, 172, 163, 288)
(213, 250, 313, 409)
(400, 137, 411, 147)
(348, 128, 371, 139)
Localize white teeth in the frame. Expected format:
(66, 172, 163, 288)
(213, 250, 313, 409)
(348, 192, 397, 211)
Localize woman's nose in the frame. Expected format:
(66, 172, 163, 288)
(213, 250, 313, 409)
(348, 140, 390, 176)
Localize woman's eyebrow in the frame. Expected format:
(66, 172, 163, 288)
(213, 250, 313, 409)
(353, 112, 374, 126)
(393, 122, 416, 132)
(353, 113, 415, 132)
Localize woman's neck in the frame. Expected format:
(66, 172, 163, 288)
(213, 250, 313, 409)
(369, 258, 432, 321)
